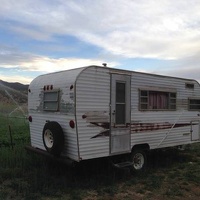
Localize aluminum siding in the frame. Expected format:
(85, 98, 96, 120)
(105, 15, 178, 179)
(130, 72, 200, 149)
(29, 65, 200, 162)
(28, 68, 85, 161)
(76, 66, 110, 160)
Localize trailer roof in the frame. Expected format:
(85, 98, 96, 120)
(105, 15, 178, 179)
(30, 65, 199, 86)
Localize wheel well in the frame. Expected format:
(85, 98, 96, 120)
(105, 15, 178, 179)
(132, 144, 150, 152)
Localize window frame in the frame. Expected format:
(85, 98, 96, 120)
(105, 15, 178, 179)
(185, 83, 194, 90)
(43, 90, 60, 111)
(188, 98, 200, 111)
(139, 89, 177, 111)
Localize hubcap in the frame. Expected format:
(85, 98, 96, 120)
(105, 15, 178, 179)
(133, 153, 144, 170)
(44, 129, 54, 148)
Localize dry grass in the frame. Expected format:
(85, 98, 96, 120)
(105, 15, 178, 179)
(1, 104, 200, 199)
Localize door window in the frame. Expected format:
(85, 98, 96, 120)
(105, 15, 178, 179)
(116, 82, 126, 124)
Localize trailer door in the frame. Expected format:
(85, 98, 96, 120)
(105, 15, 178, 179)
(110, 74, 131, 154)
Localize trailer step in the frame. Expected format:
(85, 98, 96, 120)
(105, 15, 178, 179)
(113, 161, 133, 169)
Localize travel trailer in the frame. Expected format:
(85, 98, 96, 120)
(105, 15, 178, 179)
(27, 65, 200, 171)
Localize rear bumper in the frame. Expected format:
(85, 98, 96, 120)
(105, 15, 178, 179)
(25, 145, 75, 166)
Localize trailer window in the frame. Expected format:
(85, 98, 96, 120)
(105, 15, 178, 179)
(188, 99, 200, 110)
(185, 83, 194, 89)
(139, 90, 176, 111)
(43, 90, 59, 111)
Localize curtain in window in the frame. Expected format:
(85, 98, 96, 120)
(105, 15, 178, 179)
(149, 92, 168, 109)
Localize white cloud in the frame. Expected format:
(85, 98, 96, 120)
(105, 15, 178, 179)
(0, 50, 118, 72)
(1, 0, 200, 60)
(0, 44, 119, 84)
(0, 55, 119, 84)
(18, 57, 118, 72)
(0, 74, 32, 84)
(154, 53, 200, 82)
(10, 26, 52, 41)
(1, 0, 200, 84)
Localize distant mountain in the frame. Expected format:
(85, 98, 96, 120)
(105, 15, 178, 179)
(0, 80, 28, 105)
(0, 80, 29, 92)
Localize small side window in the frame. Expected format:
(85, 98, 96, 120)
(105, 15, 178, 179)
(43, 90, 59, 111)
(139, 90, 176, 111)
(185, 83, 194, 89)
(188, 99, 200, 110)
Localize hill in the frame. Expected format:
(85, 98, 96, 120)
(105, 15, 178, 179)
(0, 80, 28, 105)
(0, 80, 29, 93)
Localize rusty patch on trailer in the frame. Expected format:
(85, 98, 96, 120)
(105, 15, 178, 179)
(82, 112, 195, 139)
(90, 122, 193, 138)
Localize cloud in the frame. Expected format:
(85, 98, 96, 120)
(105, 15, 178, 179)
(0, 45, 37, 65)
(143, 52, 200, 83)
(18, 57, 118, 72)
(163, 55, 200, 82)
(0, 44, 119, 84)
(0, 54, 118, 83)
(1, 0, 200, 60)
(9, 26, 52, 41)
(0, 74, 32, 84)
(0, 46, 118, 72)
(1, 0, 200, 84)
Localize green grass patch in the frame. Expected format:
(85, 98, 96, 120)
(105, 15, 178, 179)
(1, 103, 200, 199)
(165, 184, 184, 197)
(0, 111, 29, 148)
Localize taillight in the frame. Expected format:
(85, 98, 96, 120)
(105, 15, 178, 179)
(69, 120, 75, 128)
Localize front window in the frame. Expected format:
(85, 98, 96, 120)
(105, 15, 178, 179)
(43, 90, 59, 111)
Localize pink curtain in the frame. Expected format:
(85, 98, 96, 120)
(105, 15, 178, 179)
(149, 92, 168, 109)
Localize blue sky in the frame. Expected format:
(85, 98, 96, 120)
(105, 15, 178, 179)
(0, 0, 200, 84)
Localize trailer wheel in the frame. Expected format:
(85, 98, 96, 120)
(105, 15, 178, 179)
(130, 149, 147, 172)
(42, 121, 64, 156)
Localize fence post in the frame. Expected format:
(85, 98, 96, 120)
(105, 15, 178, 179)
(8, 124, 14, 150)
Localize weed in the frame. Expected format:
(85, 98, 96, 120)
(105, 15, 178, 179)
(184, 169, 200, 184)
(1, 103, 200, 199)
(136, 188, 146, 194)
(165, 184, 183, 197)
(143, 174, 164, 191)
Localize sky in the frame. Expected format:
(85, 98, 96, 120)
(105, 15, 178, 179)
(0, 0, 200, 84)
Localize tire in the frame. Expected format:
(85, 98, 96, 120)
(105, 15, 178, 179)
(42, 121, 64, 156)
(130, 149, 147, 172)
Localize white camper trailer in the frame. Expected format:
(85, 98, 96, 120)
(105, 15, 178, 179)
(27, 65, 200, 170)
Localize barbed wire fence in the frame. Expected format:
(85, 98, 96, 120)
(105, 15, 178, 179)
(0, 89, 29, 148)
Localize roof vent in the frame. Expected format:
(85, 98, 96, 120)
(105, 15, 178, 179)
(102, 63, 107, 67)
